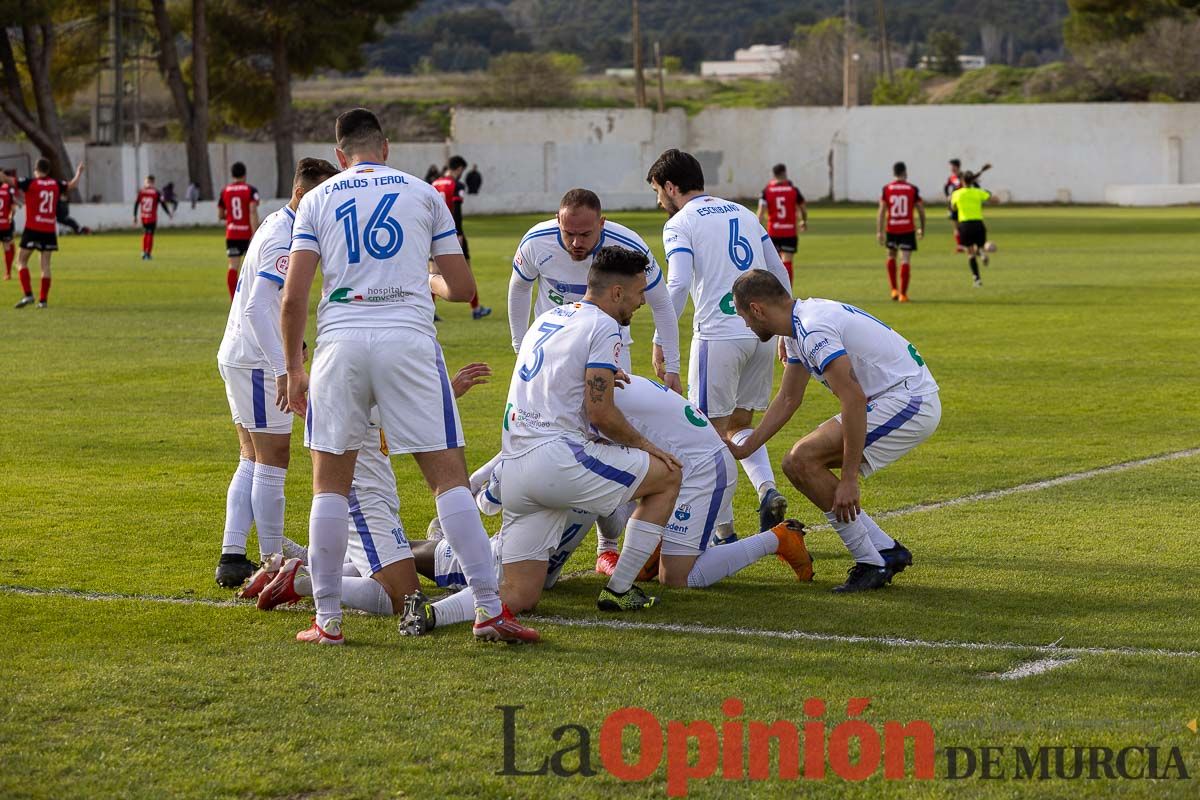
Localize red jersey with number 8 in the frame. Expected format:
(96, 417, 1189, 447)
(219, 182, 259, 240)
(18, 177, 67, 233)
(881, 180, 921, 234)
(0, 183, 14, 230)
(761, 180, 804, 237)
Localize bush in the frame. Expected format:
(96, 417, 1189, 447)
(484, 52, 582, 107)
(871, 69, 930, 105)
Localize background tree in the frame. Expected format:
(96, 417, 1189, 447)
(777, 18, 879, 106)
(149, 0, 213, 200)
(926, 29, 963, 75)
(484, 51, 581, 107)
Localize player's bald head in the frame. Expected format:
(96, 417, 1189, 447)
(335, 108, 386, 158)
(732, 269, 789, 310)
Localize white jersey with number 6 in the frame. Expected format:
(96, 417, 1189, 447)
(502, 301, 622, 458)
(290, 161, 461, 338)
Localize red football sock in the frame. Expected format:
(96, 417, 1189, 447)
(784, 259, 794, 285)
(886, 258, 898, 290)
(900, 263, 911, 295)
(3, 247, 12, 276)
(227, 268, 238, 298)
(18, 266, 31, 295)
(144, 232, 154, 254)
(470, 291, 479, 310)
(954, 229, 962, 245)
(39, 276, 51, 302)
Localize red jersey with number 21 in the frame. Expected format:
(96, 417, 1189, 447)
(138, 188, 163, 224)
(18, 177, 66, 233)
(219, 182, 259, 240)
(881, 180, 921, 234)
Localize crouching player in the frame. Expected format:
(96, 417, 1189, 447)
(726, 270, 940, 593)
(401, 373, 815, 635)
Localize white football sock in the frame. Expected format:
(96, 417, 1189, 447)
(282, 537, 308, 563)
(858, 512, 895, 551)
(221, 458, 255, 555)
(686, 530, 778, 588)
(607, 518, 663, 594)
(597, 501, 633, 554)
(342, 576, 396, 615)
(436, 486, 502, 619)
(432, 587, 476, 628)
(294, 571, 312, 596)
(824, 511, 885, 566)
(251, 464, 287, 559)
(730, 429, 775, 498)
(309, 493, 350, 628)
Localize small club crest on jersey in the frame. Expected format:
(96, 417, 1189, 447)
(674, 504, 692, 522)
(275, 254, 289, 274)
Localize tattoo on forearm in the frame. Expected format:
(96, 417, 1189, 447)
(587, 374, 609, 404)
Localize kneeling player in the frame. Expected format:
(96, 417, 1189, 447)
(727, 270, 941, 593)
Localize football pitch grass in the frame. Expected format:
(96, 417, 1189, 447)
(1, 205, 1197, 799)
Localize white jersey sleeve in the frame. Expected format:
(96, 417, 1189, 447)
(290, 162, 462, 339)
(612, 376, 724, 464)
(218, 207, 294, 369)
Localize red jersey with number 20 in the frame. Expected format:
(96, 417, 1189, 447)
(761, 180, 804, 237)
(219, 182, 259, 240)
(18, 177, 67, 233)
(881, 180, 921, 234)
(0, 183, 14, 229)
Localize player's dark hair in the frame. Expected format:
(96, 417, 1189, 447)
(35, 157, 51, 174)
(146, 174, 155, 182)
(893, 161, 907, 177)
(447, 155, 467, 171)
(646, 148, 704, 193)
(949, 158, 961, 167)
(772, 163, 787, 178)
(231, 161, 247, 178)
(588, 245, 648, 291)
(732, 269, 789, 309)
(335, 108, 386, 156)
(294, 157, 339, 190)
(963, 171, 979, 187)
(559, 187, 602, 214)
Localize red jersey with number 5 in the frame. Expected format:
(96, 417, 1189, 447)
(219, 181, 259, 240)
(0, 183, 14, 230)
(881, 180, 921, 234)
(17, 176, 67, 233)
(137, 187, 163, 224)
(761, 179, 804, 237)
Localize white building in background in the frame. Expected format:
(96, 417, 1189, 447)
(701, 44, 789, 79)
(918, 54, 988, 71)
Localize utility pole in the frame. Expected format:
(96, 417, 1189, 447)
(842, 0, 854, 107)
(654, 40, 665, 113)
(877, 0, 893, 81)
(632, 0, 646, 108)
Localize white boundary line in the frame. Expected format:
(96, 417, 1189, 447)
(2, 585, 1195, 661)
(989, 657, 1078, 680)
(2, 448, 1198, 661)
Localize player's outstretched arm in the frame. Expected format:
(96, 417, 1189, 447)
(821, 356, 868, 522)
(430, 252, 476, 302)
(917, 200, 926, 239)
(759, 232, 793, 296)
(66, 161, 84, 192)
(507, 269, 535, 353)
(585, 367, 681, 471)
(281, 250, 318, 416)
(726, 362, 809, 459)
(644, 266, 681, 389)
(876, 200, 887, 245)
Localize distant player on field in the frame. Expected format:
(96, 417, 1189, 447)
(214, 157, 340, 589)
(281, 108, 534, 644)
(12, 157, 84, 309)
(218, 162, 260, 299)
(944, 158, 964, 252)
(134, 175, 173, 260)
(756, 163, 807, 284)
(950, 168, 996, 287)
(508, 187, 683, 574)
(727, 270, 940, 592)
(646, 148, 794, 532)
(877, 161, 925, 303)
(432, 155, 491, 319)
(0, 169, 18, 280)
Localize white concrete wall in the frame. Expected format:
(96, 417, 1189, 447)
(5, 103, 1196, 227)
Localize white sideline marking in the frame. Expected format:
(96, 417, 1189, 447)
(1, 584, 1196, 660)
(990, 657, 1078, 680)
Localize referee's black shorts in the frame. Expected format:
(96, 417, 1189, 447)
(957, 220, 987, 249)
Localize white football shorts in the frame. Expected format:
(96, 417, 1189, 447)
(688, 336, 776, 419)
(219, 363, 293, 435)
(835, 391, 942, 478)
(661, 447, 736, 556)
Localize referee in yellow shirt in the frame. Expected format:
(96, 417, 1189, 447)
(949, 170, 996, 287)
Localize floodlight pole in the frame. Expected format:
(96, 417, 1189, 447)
(632, 0, 646, 108)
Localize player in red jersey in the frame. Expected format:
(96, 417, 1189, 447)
(431, 155, 490, 319)
(13, 158, 84, 309)
(0, 169, 18, 280)
(134, 175, 173, 260)
(218, 161, 260, 299)
(876, 161, 925, 303)
(944, 158, 964, 253)
(756, 163, 807, 285)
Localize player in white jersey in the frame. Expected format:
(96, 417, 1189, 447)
(507, 187, 682, 574)
(645, 148, 795, 535)
(401, 374, 815, 635)
(214, 158, 340, 589)
(727, 269, 942, 593)
(280, 108, 536, 645)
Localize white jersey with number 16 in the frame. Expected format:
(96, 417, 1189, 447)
(290, 161, 462, 338)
